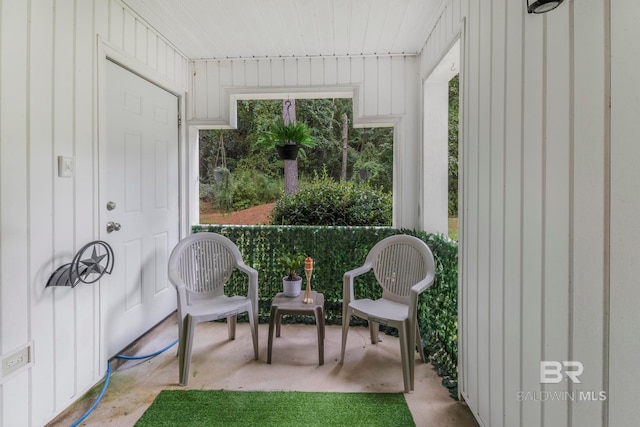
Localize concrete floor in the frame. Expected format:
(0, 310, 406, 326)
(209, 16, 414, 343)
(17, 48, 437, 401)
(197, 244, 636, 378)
(50, 314, 478, 426)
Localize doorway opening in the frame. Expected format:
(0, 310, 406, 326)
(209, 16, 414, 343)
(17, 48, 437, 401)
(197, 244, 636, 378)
(422, 39, 460, 240)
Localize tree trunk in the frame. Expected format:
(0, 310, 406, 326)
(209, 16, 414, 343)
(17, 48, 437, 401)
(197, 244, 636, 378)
(283, 160, 298, 194)
(341, 112, 348, 180)
(283, 99, 298, 195)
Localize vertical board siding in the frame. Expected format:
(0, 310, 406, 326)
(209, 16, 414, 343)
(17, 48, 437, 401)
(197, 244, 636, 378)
(28, 0, 56, 422)
(323, 57, 337, 85)
(610, 2, 640, 426)
(488, 1, 506, 426)
(350, 57, 365, 115)
(362, 57, 378, 116)
(521, 10, 544, 425)
(0, 0, 30, 362)
(310, 57, 324, 85)
(502, 2, 525, 425)
(377, 56, 392, 116)
(476, 0, 491, 422)
(570, 0, 607, 426)
(542, 5, 571, 427)
(399, 58, 420, 228)
(244, 59, 259, 87)
(463, 0, 480, 418)
(420, 0, 609, 426)
(193, 61, 208, 118)
(188, 55, 410, 124)
(0, 1, 30, 427)
(0, 0, 188, 425)
(74, 0, 99, 392)
(270, 58, 284, 86)
(297, 58, 311, 87)
(390, 57, 405, 115)
(52, 0, 77, 403)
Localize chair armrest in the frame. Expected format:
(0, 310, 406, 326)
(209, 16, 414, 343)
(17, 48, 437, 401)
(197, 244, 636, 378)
(237, 262, 259, 304)
(408, 273, 435, 313)
(173, 284, 189, 320)
(343, 263, 372, 304)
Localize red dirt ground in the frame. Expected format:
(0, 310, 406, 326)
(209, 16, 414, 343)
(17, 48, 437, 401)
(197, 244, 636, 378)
(199, 202, 275, 225)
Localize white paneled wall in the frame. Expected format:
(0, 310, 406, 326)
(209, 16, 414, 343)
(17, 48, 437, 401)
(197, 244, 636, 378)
(188, 56, 411, 125)
(609, 3, 640, 427)
(0, 1, 188, 425)
(420, 1, 619, 427)
(188, 55, 422, 228)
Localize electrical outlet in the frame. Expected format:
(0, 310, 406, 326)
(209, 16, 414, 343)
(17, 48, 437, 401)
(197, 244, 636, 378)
(1, 345, 31, 378)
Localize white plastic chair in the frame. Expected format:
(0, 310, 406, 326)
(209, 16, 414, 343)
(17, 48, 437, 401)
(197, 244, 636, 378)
(168, 232, 259, 386)
(340, 234, 435, 393)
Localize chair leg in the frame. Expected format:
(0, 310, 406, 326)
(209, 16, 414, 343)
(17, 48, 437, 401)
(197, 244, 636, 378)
(267, 305, 278, 364)
(340, 307, 351, 364)
(408, 321, 418, 392)
(227, 314, 237, 340)
(415, 325, 426, 363)
(177, 317, 185, 379)
(248, 307, 259, 360)
(176, 314, 184, 357)
(399, 321, 412, 393)
(179, 314, 196, 386)
(369, 320, 380, 344)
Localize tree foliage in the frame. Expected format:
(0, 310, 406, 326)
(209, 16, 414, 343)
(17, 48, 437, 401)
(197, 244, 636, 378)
(199, 99, 394, 211)
(448, 75, 459, 216)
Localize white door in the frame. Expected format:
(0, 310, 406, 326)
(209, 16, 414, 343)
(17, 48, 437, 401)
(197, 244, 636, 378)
(102, 60, 179, 357)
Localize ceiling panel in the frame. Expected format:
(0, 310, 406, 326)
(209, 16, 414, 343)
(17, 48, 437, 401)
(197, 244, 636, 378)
(122, 0, 444, 60)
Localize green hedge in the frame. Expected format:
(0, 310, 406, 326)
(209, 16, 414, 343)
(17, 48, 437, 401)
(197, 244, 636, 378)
(271, 170, 392, 226)
(192, 224, 458, 398)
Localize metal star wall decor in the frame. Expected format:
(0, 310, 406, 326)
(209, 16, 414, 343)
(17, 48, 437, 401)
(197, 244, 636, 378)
(46, 240, 114, 288)
(80, 247, 107, 278)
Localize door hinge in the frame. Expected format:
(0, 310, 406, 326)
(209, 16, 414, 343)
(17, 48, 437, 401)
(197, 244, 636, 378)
(178, 116, 182, 128)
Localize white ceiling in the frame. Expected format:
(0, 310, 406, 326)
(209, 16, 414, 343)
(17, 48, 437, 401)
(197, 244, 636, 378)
(122, 0, 444, 60)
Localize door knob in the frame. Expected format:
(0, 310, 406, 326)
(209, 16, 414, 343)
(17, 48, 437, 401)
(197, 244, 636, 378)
(106, 222, 121, 233)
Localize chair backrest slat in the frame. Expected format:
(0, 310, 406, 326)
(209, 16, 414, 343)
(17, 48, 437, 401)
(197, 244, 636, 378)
(366, 235, 434, 303)
(374, 243, 427, 297)
(178, 240, 235, 293)
(169, 233, 240, 299)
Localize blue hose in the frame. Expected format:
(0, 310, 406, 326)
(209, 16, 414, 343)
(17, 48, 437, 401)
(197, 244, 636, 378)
(69, 339, 178, 426)
(114, 339, 178, 360)
(70, 363, 111, 427)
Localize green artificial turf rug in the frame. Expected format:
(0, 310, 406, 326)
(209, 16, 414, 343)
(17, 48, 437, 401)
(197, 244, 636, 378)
(135, 390, 415, 427)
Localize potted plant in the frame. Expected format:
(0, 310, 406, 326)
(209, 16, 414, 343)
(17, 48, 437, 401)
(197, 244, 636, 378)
(255, 120, 315, 160)
(278, 253, 306, 297)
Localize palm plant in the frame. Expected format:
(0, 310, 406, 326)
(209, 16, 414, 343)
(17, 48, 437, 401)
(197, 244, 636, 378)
(255, 120, 315, 155)
(278, 254, 306, 281)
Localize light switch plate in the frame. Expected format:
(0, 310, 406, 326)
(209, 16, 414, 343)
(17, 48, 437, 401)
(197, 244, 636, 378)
(58, 156, 74, 177)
